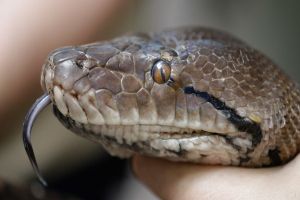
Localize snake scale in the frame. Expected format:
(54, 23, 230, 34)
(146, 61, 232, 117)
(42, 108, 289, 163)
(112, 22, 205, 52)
(23, 27, 300, 184)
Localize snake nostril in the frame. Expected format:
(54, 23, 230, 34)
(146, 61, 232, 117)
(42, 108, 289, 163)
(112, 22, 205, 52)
(75, 54, 98, 70)
(75, 54, 88, 69)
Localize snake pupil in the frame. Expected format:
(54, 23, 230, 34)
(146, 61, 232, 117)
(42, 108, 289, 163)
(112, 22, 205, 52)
(151, 60, 171, 84)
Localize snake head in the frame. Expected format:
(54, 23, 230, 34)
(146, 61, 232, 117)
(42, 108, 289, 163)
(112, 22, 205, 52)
(35, 28, 298, 171)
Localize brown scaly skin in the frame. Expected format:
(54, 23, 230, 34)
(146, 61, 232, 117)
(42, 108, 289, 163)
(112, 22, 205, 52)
(41, 27, 300, 167)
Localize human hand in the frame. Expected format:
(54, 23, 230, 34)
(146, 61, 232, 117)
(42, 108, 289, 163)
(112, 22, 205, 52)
(132, 155, 300, 200)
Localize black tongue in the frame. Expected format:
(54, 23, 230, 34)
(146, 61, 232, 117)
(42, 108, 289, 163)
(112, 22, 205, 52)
(22, 94, 51, 187)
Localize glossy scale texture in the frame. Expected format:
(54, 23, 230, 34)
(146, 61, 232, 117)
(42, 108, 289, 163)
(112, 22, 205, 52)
(41, 27, 300, 167)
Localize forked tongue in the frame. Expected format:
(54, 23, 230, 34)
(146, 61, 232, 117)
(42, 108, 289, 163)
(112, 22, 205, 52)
(22, 94, 51, 187)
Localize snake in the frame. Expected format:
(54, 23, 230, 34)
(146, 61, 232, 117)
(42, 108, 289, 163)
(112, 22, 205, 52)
(23, 27, 300, 185)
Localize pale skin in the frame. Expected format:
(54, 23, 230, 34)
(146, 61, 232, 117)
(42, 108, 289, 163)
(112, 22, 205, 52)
(132, 155, 300, 200)
(1, 1, 300, 199)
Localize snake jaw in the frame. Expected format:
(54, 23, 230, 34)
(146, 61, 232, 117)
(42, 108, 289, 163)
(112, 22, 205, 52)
(51, 100, 256, 166)
(23, 94, 51, 186)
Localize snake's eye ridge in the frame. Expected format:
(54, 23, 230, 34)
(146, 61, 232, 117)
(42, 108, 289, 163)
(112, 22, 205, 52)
(151, 60, 171, 84)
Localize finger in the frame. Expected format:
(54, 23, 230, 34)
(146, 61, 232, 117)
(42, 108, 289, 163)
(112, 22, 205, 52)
(132, 155, 280, 200)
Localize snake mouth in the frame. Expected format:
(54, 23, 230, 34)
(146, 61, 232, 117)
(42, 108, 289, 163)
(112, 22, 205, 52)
(53, 105, 246, 146)
(53, 103, 249, 165)
(94, 124, 236, 141)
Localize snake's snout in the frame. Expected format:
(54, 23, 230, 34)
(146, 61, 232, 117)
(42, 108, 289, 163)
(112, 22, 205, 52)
(23, 94, 51, 186)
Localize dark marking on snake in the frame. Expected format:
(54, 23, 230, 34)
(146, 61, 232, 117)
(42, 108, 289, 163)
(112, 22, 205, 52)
(239, 156, 251, 164)
(184, 86, 262, 146)
(268, 147, 282, 166)
(224, 137, 242, 151)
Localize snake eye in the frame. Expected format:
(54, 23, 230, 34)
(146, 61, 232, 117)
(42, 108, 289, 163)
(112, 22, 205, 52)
(151, 60, 171, 84)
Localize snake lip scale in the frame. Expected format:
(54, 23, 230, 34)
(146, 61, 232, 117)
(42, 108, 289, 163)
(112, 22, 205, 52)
(23, 27, 300, 185)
